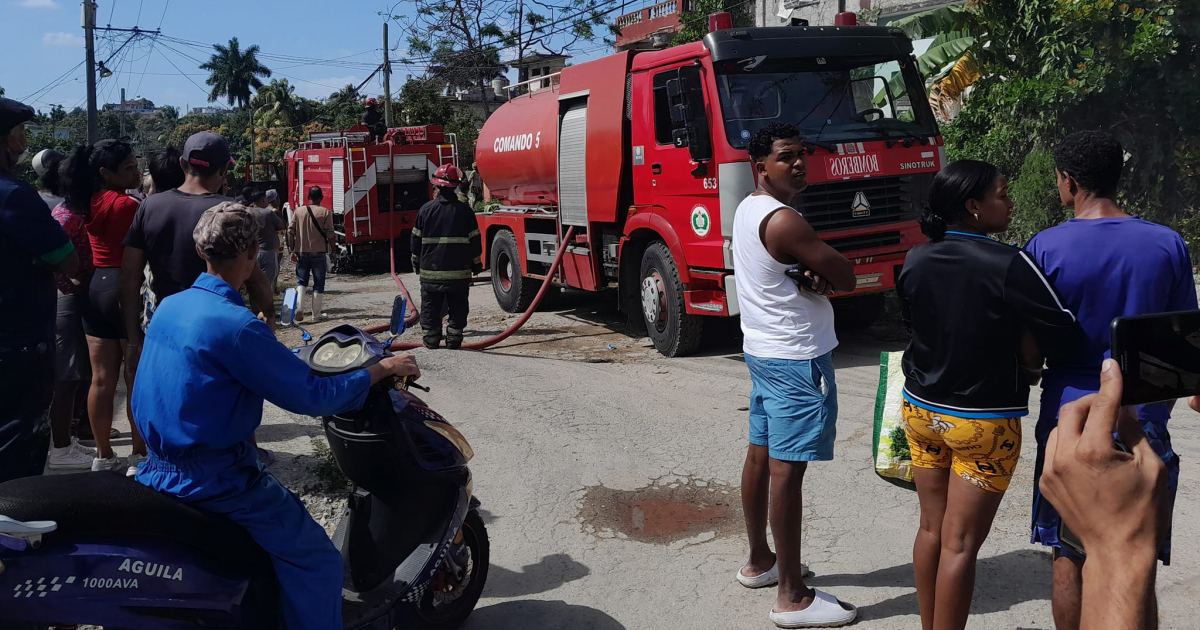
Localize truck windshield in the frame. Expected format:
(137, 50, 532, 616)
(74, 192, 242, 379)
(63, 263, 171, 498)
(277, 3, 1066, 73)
(714, 55, 937, 149)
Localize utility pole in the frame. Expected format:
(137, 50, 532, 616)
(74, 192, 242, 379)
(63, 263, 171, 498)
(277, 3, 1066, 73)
(83, 0, 98, 144)
(119, 88, 126, 138)
(382, 22, 392, 127)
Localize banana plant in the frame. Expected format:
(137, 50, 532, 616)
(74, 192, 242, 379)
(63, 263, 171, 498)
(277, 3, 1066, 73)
(874, 4, 984, 116)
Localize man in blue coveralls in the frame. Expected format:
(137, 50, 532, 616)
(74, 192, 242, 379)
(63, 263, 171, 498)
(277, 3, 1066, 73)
(131, 202, 421, 628)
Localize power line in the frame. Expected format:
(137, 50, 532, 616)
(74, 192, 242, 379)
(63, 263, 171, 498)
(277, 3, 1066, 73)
(153, 40, 212, 101)
(157, 0, 169, 28)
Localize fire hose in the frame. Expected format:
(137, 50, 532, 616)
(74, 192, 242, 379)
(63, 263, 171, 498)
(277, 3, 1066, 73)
(365, 226, 577, 351)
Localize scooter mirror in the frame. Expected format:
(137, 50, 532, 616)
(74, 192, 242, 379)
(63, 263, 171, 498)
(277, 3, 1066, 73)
(389, 296, 407, 337)
(281, 288, 298, 326)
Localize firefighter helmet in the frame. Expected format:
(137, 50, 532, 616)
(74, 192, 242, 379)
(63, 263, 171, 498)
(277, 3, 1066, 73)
(365, 97, 377, 108)
(431, 163, 462, 187)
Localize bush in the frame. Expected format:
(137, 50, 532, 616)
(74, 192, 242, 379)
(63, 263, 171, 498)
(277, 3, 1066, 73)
(1006, 149, 1071, 246)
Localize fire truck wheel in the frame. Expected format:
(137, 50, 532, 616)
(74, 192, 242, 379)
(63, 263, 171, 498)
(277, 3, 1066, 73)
(832, 292, 886, 330)
(639, 241, 702, 357)
(490, 230, 537, 313)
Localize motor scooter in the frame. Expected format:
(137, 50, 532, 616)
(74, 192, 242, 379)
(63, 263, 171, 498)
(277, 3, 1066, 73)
(0, 295, 488, 629)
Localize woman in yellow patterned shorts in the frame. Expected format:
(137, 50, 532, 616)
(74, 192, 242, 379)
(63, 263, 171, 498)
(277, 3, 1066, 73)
(896, 161, 1078, 630)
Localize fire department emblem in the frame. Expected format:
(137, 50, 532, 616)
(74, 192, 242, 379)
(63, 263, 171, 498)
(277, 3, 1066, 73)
(851, 191, 871, 217)
(690, 206, 711, 237)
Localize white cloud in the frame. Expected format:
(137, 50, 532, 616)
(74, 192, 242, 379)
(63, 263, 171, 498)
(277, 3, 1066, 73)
(43, 31, 84, 47)
(18, 0, 59, 8)
(292, 76, 361, 100)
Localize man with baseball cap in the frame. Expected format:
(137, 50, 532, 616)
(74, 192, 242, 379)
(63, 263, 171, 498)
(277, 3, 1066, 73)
(0, 97, 80, 482)
(120, 131, 275, 378)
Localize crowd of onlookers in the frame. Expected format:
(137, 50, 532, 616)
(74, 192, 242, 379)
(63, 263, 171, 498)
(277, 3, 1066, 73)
(733, 122, 1188, 629)
(0, 96, 337, 481)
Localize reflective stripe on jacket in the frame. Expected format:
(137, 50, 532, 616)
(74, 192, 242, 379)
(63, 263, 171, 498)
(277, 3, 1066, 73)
(411, 195, 482, 285)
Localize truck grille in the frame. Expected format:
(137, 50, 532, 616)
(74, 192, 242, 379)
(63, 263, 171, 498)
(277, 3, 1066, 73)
(825, 231, 903, 253)
(799, 176, 915, 232)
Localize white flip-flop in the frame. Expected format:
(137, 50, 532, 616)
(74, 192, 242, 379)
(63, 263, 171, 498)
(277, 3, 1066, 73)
(736, 562, 813, 588)
(769, 589, 857, 628)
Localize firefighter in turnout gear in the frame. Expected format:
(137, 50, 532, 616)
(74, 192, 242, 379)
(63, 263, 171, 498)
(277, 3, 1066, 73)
(412, 164, 482, 349)
(362, 98, 385, 143)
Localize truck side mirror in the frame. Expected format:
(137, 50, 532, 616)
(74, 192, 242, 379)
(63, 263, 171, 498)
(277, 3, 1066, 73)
(666, 78, 690, 126)
(673, 66, 713, 164)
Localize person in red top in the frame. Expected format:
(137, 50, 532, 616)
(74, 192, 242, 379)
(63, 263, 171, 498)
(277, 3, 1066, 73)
(61, 139, 146, 474)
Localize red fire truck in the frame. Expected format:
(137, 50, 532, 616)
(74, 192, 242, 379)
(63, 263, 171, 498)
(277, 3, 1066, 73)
(475, 13, 944, 356)
(284, 124, 459, 269)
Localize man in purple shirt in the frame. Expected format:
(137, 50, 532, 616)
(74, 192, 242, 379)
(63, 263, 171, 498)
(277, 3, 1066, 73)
(1025, 131, 1196, 630)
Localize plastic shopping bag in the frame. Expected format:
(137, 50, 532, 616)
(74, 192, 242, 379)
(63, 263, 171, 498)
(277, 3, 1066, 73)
(873, 351, 915, 491)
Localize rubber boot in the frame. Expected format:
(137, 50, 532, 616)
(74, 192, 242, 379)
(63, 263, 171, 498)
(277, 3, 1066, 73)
(445, 328, 464, 350)
(422, 328, 442, 350)
(311, 292, 324, 322)
(294, 286, 306, 323)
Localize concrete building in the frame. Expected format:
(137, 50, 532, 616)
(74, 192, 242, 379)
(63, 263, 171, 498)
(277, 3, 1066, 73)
(511, 53, 569, 92)
(103, 97, 156, 114)
(190, 106, 233, 116)
(754, 0, 958, 27)
(613, 0, 687, 51)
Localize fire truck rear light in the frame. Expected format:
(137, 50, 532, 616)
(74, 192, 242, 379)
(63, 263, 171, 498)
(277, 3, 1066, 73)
(834, 12, 857, 26)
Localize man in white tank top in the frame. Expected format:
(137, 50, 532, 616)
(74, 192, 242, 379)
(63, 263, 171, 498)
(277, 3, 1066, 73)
(730, 123, 858, 628)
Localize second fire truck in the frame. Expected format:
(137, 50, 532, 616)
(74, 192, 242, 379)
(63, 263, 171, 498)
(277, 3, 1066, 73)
(284, 124, 459, 269)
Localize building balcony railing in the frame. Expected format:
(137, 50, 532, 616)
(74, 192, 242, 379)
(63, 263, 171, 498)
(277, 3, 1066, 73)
(614, 0, 688, 48)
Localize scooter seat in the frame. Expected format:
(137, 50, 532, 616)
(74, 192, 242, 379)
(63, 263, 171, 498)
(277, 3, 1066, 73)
(0, 473, 272, 574)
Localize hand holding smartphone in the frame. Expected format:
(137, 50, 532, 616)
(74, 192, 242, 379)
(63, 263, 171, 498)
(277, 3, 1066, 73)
(1110, 310, 1200, 406)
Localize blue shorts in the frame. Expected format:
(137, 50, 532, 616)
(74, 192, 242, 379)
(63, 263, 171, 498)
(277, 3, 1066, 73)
(745, 352, 837, 462)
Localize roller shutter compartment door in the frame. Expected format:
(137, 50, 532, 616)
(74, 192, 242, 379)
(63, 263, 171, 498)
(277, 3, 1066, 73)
(557, 102, 588, 227)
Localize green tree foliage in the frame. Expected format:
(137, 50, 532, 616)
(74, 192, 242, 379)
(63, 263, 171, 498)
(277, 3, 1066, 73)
(941, 0, 1199, 246)
(251, 79, 306, 128)
(200, 37, 272, 109)
(390, 0, 611, 115)
(673, 0, 753, 46)
(319, 84, 367, 130)
(398, 77, 481, 165)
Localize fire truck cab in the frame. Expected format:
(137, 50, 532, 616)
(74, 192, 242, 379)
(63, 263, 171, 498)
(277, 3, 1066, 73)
(284, 124, 459, 269)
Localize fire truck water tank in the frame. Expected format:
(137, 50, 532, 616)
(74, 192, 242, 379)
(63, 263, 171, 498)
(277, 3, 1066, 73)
(475, 89, 561, 206)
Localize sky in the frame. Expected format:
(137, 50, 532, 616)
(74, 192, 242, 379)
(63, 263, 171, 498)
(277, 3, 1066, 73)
(1, 0, 620, 114)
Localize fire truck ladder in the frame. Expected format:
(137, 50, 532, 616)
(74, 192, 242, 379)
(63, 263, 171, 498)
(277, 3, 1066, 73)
(347, 147, 375, 238)
(439, 135, 458, 168)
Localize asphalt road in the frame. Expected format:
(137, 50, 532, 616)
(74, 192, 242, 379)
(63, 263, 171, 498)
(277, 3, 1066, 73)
(109, 269, 1200, 629)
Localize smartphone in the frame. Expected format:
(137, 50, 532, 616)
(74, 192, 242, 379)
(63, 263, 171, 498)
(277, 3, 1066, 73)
(785, 266, 816, 291)
(1110, 310, 1200, 406)
(1056, 440, 1130, 558)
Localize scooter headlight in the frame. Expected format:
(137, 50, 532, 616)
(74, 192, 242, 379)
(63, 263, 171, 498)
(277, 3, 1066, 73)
(423, 421, 474, 462)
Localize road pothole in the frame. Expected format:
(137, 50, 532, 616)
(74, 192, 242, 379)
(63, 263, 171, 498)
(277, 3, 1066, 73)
(577, 477, 741, 545)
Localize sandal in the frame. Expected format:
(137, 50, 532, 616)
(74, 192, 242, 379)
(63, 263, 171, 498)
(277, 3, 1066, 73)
(736, 561, 813, 588)
(769, 589, 857, 628)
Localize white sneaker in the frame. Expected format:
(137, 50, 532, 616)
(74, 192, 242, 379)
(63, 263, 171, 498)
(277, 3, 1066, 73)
(91, 455, 125, 473)
(71, 437, 97, 457)
(125, 453, 145, 478)
(47, 443, 95, 470)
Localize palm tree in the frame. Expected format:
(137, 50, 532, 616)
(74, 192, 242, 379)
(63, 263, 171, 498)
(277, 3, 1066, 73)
(252, 78, 300, 127)
(200, 37, 272, 109)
